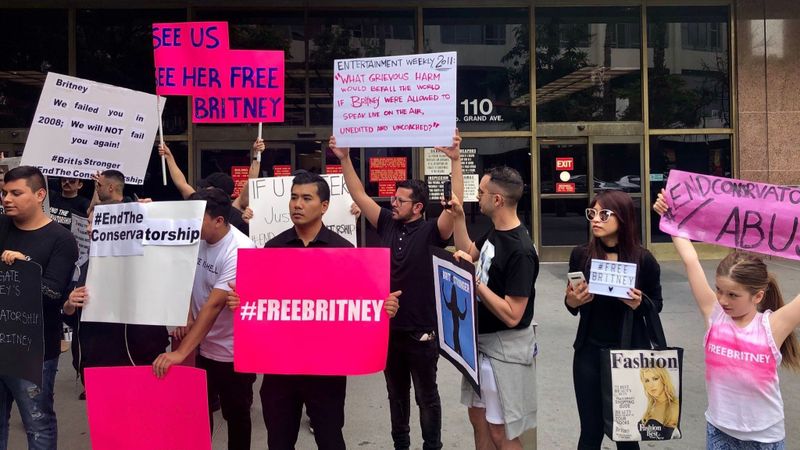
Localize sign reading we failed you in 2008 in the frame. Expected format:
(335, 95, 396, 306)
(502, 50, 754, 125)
(21, 73, 164, 185)
(333, 52, 457, 148)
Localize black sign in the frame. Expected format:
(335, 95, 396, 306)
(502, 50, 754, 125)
(0, 260, 43, 386)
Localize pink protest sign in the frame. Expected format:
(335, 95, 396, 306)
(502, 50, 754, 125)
(660, 170, 800, 260)
(153, 22, 285, 123)
(85, 366, 211, 450)
(235, 248, 390, 375)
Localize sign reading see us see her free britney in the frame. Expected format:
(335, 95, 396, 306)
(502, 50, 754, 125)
(333, 52, 457, 148)
(588, 259, 637, 299)
(21, 73, 164, 185)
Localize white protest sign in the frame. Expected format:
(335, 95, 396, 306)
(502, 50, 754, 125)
(70, 215, 90, 268)
(248, 174, 356, 248)
(588, 259, 637, 299)
(82, 201, 205, 326)
(333, 52, 457, 148)
(424, 147, 478, 202)
(22, 72, 165, 184)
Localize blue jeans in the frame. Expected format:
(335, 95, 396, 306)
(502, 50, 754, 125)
(707, 422, 785, 450)
(0, 358, 59, 450)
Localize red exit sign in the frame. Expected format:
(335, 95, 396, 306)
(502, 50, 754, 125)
(556, 157, 574, 170)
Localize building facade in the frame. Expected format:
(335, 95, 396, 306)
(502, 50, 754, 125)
(1, 0, 796, 260)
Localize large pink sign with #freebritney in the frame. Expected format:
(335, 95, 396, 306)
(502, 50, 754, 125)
(660, 170, 800, 260)
(234, 248, 390, 375)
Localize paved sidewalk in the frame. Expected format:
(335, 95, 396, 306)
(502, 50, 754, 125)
(7, 259, 800, 449)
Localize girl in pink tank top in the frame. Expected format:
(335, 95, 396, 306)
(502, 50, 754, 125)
(654, 191, 800, 449)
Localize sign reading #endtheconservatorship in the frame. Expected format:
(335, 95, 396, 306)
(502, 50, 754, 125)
(22, 73, 164, 184)
(333, 52, 457, 148)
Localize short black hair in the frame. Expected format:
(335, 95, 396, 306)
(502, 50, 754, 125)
(197, 172, 235, 197)
(292, 170, 330, 202)
(189, 187, 231, 224)
(486, 166, 524, 205)
(396, 179, 429, 213)
(101, 169, 126, 192)
(4, 166, 47, 193)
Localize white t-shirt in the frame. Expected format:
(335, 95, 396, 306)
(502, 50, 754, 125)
(192, 226, 255, 362)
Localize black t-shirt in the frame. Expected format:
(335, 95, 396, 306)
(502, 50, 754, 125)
(0, 216, 78, 360)
(48, 191, 90, 229)
(377, 208, 447, 331)
(474, 224, 538, 334)
(265, 224, 353, 249)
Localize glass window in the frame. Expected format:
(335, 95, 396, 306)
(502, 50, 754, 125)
(535, 7, 642, 122)
(647, 6, 730, 129)
(424, 8, 531, 131)
(539, 141, 588, 194)
(593, 143, 641, 193)
(649, 134, 731, 242)
(540, 198, 589, 246)
(134, 141, 189, 201)
(0, 10, 68, 128)
(195, 9, 306, 127)
(308, 10, 416, 126)
(363, 148, 413, 198)
(77, 9, 188, 135)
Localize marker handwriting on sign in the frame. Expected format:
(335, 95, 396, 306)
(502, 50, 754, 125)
(152, 24, 224, 49)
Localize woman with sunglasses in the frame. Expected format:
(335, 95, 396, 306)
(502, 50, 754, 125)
(565, 190, 664, 449)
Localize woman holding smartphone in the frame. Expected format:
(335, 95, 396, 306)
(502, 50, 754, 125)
(565, 190, 664, 449)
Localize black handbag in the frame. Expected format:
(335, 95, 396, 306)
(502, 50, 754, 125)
(600, 296, 684, 441)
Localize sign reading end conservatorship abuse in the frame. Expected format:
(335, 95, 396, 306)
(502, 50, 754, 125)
(22, 73, 164, 184)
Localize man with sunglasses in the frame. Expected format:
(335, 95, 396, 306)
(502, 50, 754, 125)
(49, 177, 90, 229)
(450, 166, 539, 450)
(328, 131, 463, 450)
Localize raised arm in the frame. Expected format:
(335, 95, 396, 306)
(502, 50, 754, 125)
(158, 143, 195, 199)
(448, 193, 479, 261)
(329, 136, 381, 228)
(769, 292, 800, 349)
(236, 138, 265, 209)
(653, 189, 716, 321)
(434, 129, 463, 240)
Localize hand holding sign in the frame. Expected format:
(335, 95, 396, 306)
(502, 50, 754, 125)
(328, 135, 350, 161)
(384, 290, 401, 318)
(433, 128, 462, 161)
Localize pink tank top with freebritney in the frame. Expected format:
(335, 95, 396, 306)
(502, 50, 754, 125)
(704, 303, 784, 441)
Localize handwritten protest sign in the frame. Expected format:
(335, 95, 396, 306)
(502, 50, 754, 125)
(333, 52, 457, 147)
(660, 170, 800, 261)
(234, 248, 390, 375)
(424, 147, 478, 202)
(248, 175, 356, 247)
(85, 366, 210, 450)
(21, 73, 163, 185)
(432, 248, 479, 394)
(83, 201, 204, 326)
(0, 261, 43, 386)
(588, 259, 637, 299)
(153, 21, 285, 123)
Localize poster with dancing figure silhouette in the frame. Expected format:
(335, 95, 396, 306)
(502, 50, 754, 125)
(431, 247, 479, 394)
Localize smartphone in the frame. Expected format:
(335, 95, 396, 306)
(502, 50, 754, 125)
(443, 179, 452, 209)
(567, 271, 586, 289)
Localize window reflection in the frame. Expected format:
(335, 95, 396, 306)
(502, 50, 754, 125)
(424, 8, 531, 131)
(647, 6, 730, 129)
(535, 7, 642, 122)
(0, 10, 67, 128)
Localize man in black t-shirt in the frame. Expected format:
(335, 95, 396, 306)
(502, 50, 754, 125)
(329, 132, 463, 450)
(451, 166, 538, 449)
(49, 177, 91, 229)
(0, 166, 79, 449)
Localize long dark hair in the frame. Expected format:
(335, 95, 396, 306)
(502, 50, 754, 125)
(717, 252, 800, 371)
(587, 190, 641, 264)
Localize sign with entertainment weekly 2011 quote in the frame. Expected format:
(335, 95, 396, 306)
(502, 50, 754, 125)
(333, 52, 457, 148)
(588, 259, 637, 299)
(21, 73, 164, 184)
(247, 175, 356, 247)
(234, 248, 390, 375)
(0, 261, 43, 387)
(82, 201, 205, 326)
(660, 170, 800, 261)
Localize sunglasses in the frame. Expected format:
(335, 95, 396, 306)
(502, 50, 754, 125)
(585, 208, 616, 222)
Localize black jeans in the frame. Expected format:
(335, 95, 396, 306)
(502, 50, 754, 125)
(196, 355, 257, 450)
(260, 374, 346, 450)
(573, 345, 639, 450)
(384, 330, 442, 450)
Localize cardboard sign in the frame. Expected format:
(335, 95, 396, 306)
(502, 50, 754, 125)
(85, 366, 211, 450)
(0, 261, 43, 387)
(153, 21, 285, 123)
(588, 259, 637, 299)
(21, 73, 164, 184)
(248, 175, 356, 248)
(82, 201, 205, 326)
(431, 248, 479, 394)
(333, 52, 457, 147)
(234, 248, 390, 375)
(660, 170, 800, 261)
(424, 147, 478, 203)
(231, 165, 249, 198)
